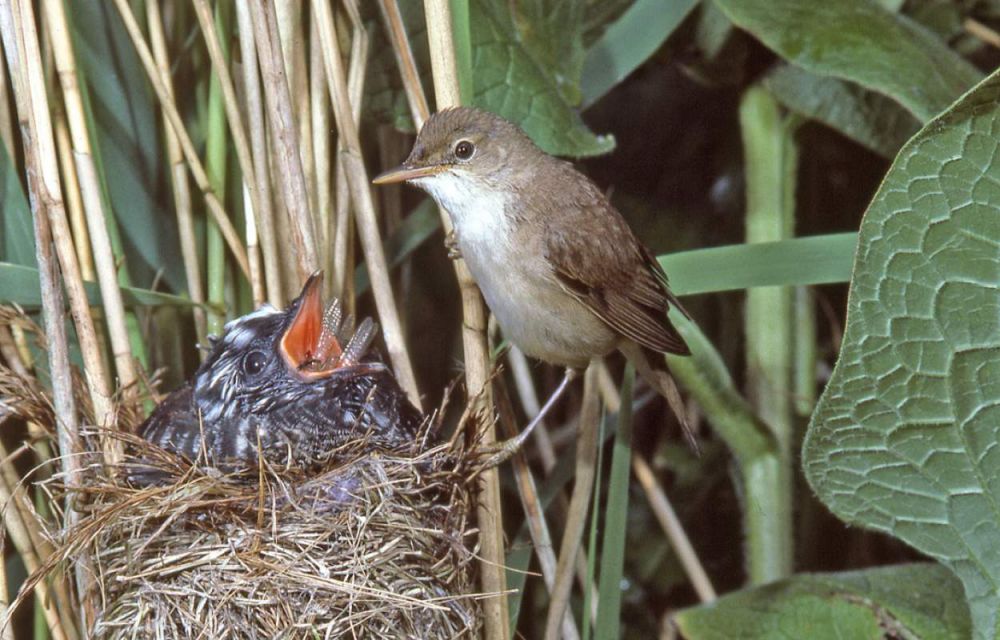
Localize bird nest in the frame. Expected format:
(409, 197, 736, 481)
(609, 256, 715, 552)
(2, 307, 489, 639)
(26, 421, 486, 640)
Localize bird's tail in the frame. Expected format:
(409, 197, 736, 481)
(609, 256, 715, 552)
(620, 341, 700, 455)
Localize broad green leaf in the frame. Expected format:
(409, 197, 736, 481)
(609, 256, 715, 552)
(803, 68, 1000, 639)
(71, 0, 184, 291)
(675, 564, 970, 640)
(0, 143, 34, 267)
(661, 233, 857, 296)
(365, 0, 614, 157)
(0, 263, 201, 309)
(469, 0, 613, 156)
(580, 0, 697, 108)
(764, 65, 919, 159)
(713, 0, 982, 122)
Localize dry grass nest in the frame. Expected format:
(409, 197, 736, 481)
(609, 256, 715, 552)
(2, 307, 491, 639)
(30, 424, 488, 639)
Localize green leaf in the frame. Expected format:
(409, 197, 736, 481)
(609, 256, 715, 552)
(764, 64, 919, 159)
(365, 0, 615, 157)
(470, 0, 614, 156)
(0, 263, 202, 309)
(580, 0, 698, 108)
(803, 68, 1000, 639)
(0, 143, 34, 267)
(674, 564, 970, 640)
(71, 0, 184, 291)
(661, 233, 857, 296)
(713, 0, 982, 122)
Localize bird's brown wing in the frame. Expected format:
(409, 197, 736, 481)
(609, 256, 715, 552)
(544, 199, 690, 356)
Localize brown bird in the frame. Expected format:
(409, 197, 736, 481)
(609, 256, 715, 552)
(374, 107, 693, 447)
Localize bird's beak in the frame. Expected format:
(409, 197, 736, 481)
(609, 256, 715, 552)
(372, 163, 448, 185)
(280, 272, 340, 375)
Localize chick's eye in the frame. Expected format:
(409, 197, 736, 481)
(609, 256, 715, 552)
(454, 140, 475, 160)
(242, 350, 267, 377)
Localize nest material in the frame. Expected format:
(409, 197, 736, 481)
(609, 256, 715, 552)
(2, 305, 491, 638)
(57, 429, 484, 640)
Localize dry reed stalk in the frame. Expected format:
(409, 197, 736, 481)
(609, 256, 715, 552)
(2, 2, 104, 624)
(52, 114, 94, 282)
(235, 2, 284, 307)
(248, 0, 319, 281)
(0, 554, 11, 640)
(329, 0, 368, 310)
(3, 0, 113, 444)
(191, 0, 269, 304)
(110, 0, 251, 280)
(543, 363, 600, 640)
(376, 0, 430, 127)
(0, 42, 13, 149)
(632, 455, 717, 602)
(43, 0, 139, 412)
(314, 0, 420, 407)
(276, 2, 317, 230)
(508, 346, 558, 470)
(418, 1, 509, 635)
(494, 379, 580, 640)
(309, 18, 333, 290)
(145, 0, 207, 345)
(0, 441, 69, 640)
(595, 361, 717, 603)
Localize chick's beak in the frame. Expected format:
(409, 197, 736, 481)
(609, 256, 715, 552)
(372, 163, 448, 185)
(280, 272, 336, 374)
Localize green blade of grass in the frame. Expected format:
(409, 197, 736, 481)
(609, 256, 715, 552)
(580, 0, 698, 108)
(662, 232, 857, 296)
(594, 366, 635, 640)
(0, 262, 204, 309)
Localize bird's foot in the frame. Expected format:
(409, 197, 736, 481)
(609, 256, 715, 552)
(445, 231, 462, 260)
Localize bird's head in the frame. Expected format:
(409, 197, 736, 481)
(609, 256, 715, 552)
(194, 272, 383, 426)
(372, 107, 541, 200)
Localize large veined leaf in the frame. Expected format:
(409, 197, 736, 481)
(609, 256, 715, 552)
(366, 0, 614, 157)
(713, 0, 982, 122)
(674, 564, 969, 639)
(804, 68, 1000, 639)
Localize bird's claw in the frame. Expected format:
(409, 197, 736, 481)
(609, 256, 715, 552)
(445, 231, 462, 260)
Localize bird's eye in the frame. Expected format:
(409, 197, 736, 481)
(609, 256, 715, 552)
(454, 140, 475, 160)
(242, 350, 268, 377)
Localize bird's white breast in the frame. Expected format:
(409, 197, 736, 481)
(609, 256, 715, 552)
(415, 172, 616, 368)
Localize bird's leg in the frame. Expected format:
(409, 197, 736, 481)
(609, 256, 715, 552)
(444, 230, 462, 260)
(479, 367, 578, 466)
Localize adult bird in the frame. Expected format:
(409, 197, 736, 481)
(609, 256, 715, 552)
(373, 106, 693, 448)
(138, 273, 421, 469)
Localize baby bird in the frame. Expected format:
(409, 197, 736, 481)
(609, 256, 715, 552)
(138, 273, 421, 469)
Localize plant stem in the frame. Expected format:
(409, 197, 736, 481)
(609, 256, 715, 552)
(739, 86, 799, 582)
(667, 313, 787, 584)
(420, 1, 509, 637)
(204, 2, 230, 335)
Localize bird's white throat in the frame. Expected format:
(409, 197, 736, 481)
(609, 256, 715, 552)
(413, 171, 514, 247)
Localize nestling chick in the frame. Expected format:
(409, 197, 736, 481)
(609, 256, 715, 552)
(138, 273, 421, 468)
